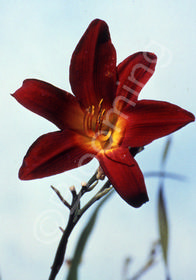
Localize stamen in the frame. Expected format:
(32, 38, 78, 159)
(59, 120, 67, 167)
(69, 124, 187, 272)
(88, 105, 94, 131)
(83, 105, 95, 137)
(91, 105, 95, 115)
(98, 98, 103, 109)
(83, 99, 113, 147)
(95, 99, 104, 133)
(97, 109, 106, 134)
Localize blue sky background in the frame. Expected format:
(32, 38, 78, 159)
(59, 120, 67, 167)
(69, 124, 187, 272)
(0, 0, 196, 279)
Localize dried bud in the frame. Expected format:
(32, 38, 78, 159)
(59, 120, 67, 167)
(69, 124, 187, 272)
(96, 166, 105, 180)
(81, 181, 87, 187)
(129, 146, 144, 157)
(69, 185, 76, 193)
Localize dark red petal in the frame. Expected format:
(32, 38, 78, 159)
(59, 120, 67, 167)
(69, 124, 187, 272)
(96, 147, 148, 207)
(12, 79, 84, 131)
(122, 100, 195, 147)
(70, 19, 117, 109)
(19, 130, 95, 180)
(116, 52, 157, 111)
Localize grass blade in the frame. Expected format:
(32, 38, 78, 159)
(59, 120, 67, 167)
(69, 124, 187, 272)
(158, 185, 170, 278)
(66, 189, 113, 280)
(161, 137, 172, 168)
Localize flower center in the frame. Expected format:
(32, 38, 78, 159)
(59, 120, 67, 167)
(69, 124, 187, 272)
(83, 99, 125, 151)
(83, 99, 113, 150)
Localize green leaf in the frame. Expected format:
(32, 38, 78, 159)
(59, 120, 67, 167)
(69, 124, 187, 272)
(144, 171, 186, 181)
(66, 189, 113, 280)
(158, 185, 169, 266)
(161, 137, 172, 168)
(122, 257, 132, 280)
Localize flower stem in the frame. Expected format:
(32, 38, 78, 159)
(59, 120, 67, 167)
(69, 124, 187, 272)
(48, 170, 112, 280)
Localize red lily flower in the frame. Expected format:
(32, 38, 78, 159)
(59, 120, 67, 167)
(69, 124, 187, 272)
(13, 19, 195, 208)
